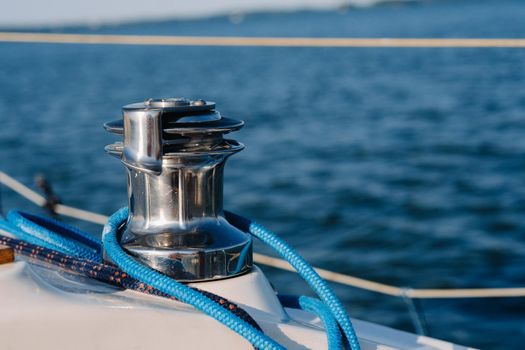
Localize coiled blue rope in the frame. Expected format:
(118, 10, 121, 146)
(225, 211, 360, 350)
(1, 211, 101, 262)
(279, 295, 343, 350)
(103, 207, 285, 350)
(0, 208, 359, 350)
(0, 213, 265, 334)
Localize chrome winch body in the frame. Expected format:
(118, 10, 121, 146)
(104, 98, 252, 281)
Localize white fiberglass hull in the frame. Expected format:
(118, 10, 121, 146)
(0, 260, 475, 350)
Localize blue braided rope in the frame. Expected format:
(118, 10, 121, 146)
(5, 210, 101, 262)
(279, 295, 343, 350)
(103, 207, 285, 350)
(18, 211, 102, 251)
(0, 219, 56, 249)
(299, 296, 343, 350)
(225, 211, 361, 350)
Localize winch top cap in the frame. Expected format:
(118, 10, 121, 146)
(123, 97, 216, 113)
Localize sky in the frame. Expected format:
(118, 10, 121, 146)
(0, 0, 399, 28)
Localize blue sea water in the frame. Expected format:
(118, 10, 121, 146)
(1, 0, 525, 348)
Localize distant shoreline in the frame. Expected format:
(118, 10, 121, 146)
(0, 0, 418, 30)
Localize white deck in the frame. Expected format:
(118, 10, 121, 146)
(0, 260, 476, 350)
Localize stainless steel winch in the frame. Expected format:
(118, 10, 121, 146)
(103, 97, 252, 281)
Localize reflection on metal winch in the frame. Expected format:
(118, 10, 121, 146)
(103, 97, 252, 281)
